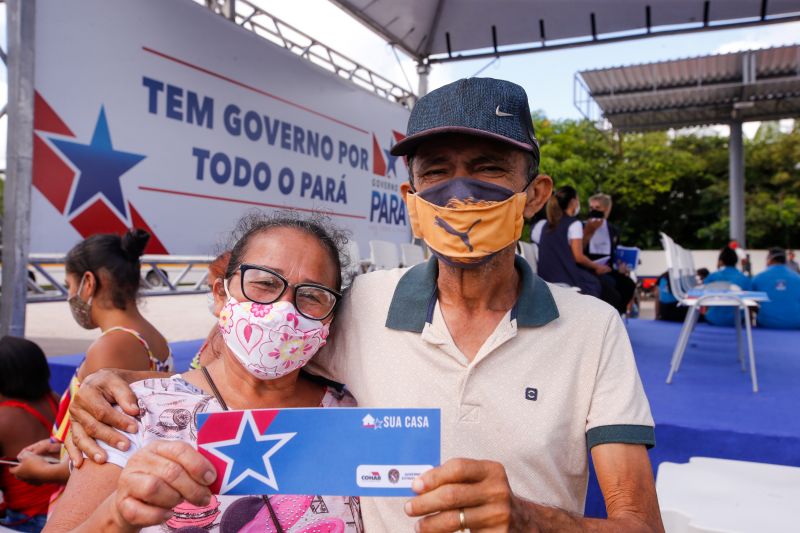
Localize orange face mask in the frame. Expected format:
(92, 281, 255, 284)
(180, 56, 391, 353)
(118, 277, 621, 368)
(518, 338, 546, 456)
(401, 178, 526, 267)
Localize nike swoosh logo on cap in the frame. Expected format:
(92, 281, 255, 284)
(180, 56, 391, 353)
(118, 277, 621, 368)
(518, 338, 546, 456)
(495, 106, 513, 117)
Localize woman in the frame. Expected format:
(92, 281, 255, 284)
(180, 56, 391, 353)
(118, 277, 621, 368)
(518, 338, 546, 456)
(44, 213, 362, 532)
(532, 185, 616, 304)
(15, 230, 172, 493)
(189, 251, 231, 370)
(0, 337, 61, 532)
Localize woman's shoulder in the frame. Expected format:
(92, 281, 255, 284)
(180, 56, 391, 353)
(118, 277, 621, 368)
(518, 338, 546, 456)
(0, 402, 26, 428)
(321, 386, 357, 408)
(82, 329, 153, 376)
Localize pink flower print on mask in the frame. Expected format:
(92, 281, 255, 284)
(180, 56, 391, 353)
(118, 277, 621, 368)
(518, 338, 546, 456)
(266, 325, 325, 363)
(285, 310, 300, 329)
(218, 304, 235, 334)
(250, 303, 269, 318)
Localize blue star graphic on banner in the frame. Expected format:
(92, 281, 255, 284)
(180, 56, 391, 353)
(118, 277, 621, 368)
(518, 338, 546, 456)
(383, 139, 400, 177)
(50, 107, 145, 219)
(201, 412, 296, 493)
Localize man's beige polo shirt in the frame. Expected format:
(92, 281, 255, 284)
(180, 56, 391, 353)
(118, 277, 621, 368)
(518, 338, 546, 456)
(310, 255, 654, 531)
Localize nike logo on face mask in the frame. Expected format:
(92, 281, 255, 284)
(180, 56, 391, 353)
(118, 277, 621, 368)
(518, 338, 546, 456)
(495, 106, 513, 117)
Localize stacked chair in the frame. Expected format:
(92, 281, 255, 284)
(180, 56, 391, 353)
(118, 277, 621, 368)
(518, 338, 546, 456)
(660, 233, 768, 392)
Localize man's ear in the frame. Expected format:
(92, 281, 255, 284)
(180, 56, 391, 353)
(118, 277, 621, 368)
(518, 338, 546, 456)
(400, 181, 413, 203)
(523, 174, 553, 218)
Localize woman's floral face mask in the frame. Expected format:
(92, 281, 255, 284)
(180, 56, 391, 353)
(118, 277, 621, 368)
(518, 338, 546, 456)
(218, 296, 329, 380)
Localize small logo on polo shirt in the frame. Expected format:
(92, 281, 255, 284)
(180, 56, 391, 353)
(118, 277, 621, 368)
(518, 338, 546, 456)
(525, 387, 538, 401)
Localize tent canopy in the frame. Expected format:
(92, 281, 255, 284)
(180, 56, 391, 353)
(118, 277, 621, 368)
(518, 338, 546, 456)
(576, 44, 800, 131)
(330, 0, 800, 63)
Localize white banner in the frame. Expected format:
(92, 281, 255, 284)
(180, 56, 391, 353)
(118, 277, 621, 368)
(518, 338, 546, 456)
(31, 0, 411, 257)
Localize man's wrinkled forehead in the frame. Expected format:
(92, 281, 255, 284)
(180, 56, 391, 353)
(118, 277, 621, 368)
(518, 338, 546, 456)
(411, 134, 519, 169)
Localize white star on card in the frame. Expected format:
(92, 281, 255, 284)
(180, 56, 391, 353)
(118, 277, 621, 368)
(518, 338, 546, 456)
(200, 411, 296, 493)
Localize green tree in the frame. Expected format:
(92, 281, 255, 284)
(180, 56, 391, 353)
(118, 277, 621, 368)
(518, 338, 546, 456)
(743, 122, 800, 248)
(530, 113, 800, 250)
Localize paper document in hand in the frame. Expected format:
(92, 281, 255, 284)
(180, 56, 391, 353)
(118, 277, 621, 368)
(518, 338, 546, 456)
(592, 256, 610, 266)
(197, 407, 440, 497)
(614, 246, 640, 271)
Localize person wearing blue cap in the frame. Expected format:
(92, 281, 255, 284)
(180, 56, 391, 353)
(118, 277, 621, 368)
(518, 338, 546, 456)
(751, 248, 800, 329)
(65, 78, 661, 532)
(704, 246, 752, 327)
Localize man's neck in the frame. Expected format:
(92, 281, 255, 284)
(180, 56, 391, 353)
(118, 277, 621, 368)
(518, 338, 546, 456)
(436, 248, 520, 313)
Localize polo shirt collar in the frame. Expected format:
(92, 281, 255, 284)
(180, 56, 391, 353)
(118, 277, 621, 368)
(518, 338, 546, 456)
(385, 254, 559, 332)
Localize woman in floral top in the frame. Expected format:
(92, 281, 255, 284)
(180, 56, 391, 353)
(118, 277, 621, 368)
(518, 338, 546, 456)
(45, 214, 362, 533)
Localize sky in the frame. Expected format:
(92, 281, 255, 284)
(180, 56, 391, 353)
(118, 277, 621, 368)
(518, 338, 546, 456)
(0, 1, 798, 169)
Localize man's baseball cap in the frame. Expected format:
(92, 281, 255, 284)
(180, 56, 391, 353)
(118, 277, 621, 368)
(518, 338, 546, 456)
(390, 77, 540, 158)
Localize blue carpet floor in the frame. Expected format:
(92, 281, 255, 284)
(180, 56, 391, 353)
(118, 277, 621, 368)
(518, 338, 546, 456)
(47, 320, 799, 518)
(585, 319, 800, 517)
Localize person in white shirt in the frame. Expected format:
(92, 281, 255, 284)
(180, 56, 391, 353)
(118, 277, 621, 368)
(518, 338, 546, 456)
(583, 193, 636, 313)
(532, 186, 622, 308)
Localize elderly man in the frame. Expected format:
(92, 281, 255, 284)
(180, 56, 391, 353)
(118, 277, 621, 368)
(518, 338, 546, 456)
(67, 78, 662, 532)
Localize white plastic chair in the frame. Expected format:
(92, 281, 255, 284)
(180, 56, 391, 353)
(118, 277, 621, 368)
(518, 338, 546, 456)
(400, 243, 426, 267)
(368, 240, 401, 271)
(660, 232, 767, 392)
(657, 457, 800, 533)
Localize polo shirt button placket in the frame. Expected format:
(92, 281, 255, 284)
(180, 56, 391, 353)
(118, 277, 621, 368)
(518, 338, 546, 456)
(458, 403, 481, 423)
(458, 369, 481, 424)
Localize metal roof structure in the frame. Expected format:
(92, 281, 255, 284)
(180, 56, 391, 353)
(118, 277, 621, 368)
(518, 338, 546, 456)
(330, 0, 800, 64)
(202, 0, 414, 106)
(575, 45, 800, 131)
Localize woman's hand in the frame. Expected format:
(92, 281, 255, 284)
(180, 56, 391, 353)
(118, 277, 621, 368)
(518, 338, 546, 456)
(595, 264, 612, 275)
(21, 438, 62, 458)
(67, 369, 144, 467)
(10, 451, 69, 485)
(112, 441, 217, 529)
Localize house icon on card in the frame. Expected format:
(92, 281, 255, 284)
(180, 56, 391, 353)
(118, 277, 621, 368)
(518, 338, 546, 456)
(362, 414, 376, 428)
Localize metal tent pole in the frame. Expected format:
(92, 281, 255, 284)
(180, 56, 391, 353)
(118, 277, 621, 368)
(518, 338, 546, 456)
(728, 120, 746, 247)
(1, 0, 36, 337)
(417, 62, 431, 97)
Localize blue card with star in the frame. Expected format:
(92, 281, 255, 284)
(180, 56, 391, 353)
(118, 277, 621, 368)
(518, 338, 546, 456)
(197, 408, 440, 496)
